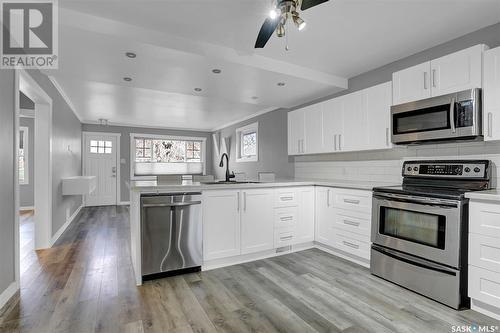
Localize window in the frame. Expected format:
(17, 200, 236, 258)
(131, 134, 206, 177)
(236, 122, 258, 162)
(90, 140, 112, 154)
(19, 127, 29, 184)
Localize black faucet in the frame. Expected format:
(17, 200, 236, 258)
(219, 153, 235, 182)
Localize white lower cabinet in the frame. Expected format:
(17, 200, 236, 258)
(469, 200, 500, 320)
(315, 186, 372, 261)
(241, 189, 274, 254)
(202, 190, 241, 261)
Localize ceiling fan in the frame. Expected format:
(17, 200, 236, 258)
(255, 0, 329, 48)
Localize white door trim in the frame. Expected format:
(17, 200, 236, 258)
(82, 131, 121, 205)
(15, 69, 54, 289)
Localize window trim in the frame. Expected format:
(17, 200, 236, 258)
(19, 126, 29, 185)
(236, 122, 258, 163)
(130, 133, 207, 180)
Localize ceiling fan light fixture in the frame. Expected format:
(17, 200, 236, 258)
(293, 13, 306, 31)
(276, 22, 285, 37)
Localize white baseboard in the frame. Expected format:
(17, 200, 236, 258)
(471, 299, 500, 321)
(119, 201, 130, 206)
(50, 204, 83, 246)
(19, 206, 34, 211)
(314, 242, 370, 269)
(0, 282, 18, 311)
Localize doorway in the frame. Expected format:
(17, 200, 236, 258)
(15, 70, 53, 286)
(82, 132, 120, 206)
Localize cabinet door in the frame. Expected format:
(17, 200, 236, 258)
(341, 91, 364, 151)
(322, 98, 344, 153)
(430, 44, 484, 97)
(315, 187, 334, 246)
(303, 104, 323, 154)
(288, 110, 305, 155)
(295, 187, 315, 244)
(484, 46, 500, 141)
(392, 62, 431, 105)
(241, 189, 274, 254)
(364, 82, 392, 150)
(202, 190, 240, 260)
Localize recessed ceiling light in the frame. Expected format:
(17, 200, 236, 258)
(212, 69, 222, 74)
(123, 77, 132, 82)
(251, 96, 259, 100)
(194, 88, 202, 92)
(277, 82, 286, 86)
(125, 52, 136, 58)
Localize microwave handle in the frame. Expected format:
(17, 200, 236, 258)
(449, 98, 456, 133)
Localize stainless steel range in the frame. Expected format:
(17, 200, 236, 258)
(371, 160, 491, 309)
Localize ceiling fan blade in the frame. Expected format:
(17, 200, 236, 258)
(300, 0, 329, 11)
(255, 18, 280, 48)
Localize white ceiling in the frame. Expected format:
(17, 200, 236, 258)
(51, 0, 500, 131)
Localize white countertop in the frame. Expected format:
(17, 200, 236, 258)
(129, 178, 398, 193)
(465, 189, 500, 202)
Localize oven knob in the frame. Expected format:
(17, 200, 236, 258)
(474, 167, 481, 173)
(407, 167, 412, 172)
(464, 167, 471, 173)
(413, 167, 419, 172)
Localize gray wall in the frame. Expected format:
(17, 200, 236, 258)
(81, 124, 214, 202)
(212, 108, 294, 180)
(0, 70, 16, 298)
(25, 70, 83, 237)
(19, 117, 35, 208)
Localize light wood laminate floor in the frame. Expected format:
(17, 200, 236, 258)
(0, 206, 498, 333)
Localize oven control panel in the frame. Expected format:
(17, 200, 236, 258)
(403, 160, 490, 178)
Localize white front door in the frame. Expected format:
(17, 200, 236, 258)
(84, 133, 118, 206)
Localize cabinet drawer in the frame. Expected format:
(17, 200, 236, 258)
(274, 207, 298, 229)
(333, 189, 372, 213)
(470, 233, 500, 273)
(331, 228, 370, 260)
(470, 202, 500, 238)
(274, 189, 298, 207)
(274, 227, 296, 248)
(469, 265, 500, 308)
(333, 210, 371, 237)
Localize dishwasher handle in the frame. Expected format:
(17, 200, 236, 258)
(142, 201, 201, 208)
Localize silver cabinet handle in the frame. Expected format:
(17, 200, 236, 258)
(343, 220, 360, 227)
(449, 98, 456, 134)
(243, 192, 247, 211)
(237, 192, 240, 211)
(343, 241, 359, 249)
(280, 235, 293, 241)
(343, 198, 360, 204)
(297, 140, 300, 153)
(301, 140, 305, 154)
(432, 69, 437, 88)
(488, 112, 493, 137)
(280, 196, 294, 201)
(338, 134, 342, 151)
(326, 189, 330, 207)
(386, 128, 390, 146)
(333, 134, 337, 151)
(280, 216, 294, 221)
(423, 71, 428, 90)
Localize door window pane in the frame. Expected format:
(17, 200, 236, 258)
(90, 139, 112, 154)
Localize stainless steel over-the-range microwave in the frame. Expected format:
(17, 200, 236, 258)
(391, 88, 482, 144)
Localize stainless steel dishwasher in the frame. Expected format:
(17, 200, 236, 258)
(141, 192, 202, 280)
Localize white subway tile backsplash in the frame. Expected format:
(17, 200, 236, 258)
(295, 141, 500, 188)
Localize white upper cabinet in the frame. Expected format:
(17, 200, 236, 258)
(303, 104, 324, 154)
(392, 62, 431, 105)
(322, 97, 344, 153)
(484, 46, 500, 141)
(342, 91, 365, 152)
(288, 109, 304, 155)
(364, 82, 392, 150)
(392, 44, 486, 105)
(240, 189, 274, 255)
(430, 44, 485, 97)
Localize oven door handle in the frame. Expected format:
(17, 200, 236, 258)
(373, 193, 459, 208)
(449, 97, 456, 134)
(372, 245, 457, 276)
